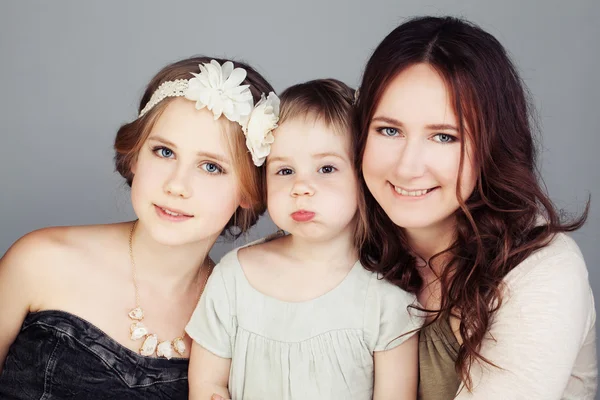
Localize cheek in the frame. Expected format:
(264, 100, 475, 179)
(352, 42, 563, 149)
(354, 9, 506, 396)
(207, 179, 241, 210)
(362, 136, 388, 180)
(447, 142, 477, 198)
(322, 175, 359, 211)
(426, 146, 463, 186)
(208, 198, 239, 227)
(132, 154, 170, 186)
(266, 176, 286, 198)
(458, 159, 477, 200)
(266, 188, 286, 218)
(130, 157, 160, 201)
(335, 174, 359, 197)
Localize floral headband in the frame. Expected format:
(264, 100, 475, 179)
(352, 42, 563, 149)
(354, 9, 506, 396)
(139, 60, 279, 167)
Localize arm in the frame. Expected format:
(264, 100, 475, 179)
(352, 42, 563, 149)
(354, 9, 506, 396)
(0, 231, 46, 373)
(188, 341, 231, 400)
(366, 273, 423, 400)
(456, 248, 596, 399)
(185, 261, 236, 399)
(373, 334, 418, 400)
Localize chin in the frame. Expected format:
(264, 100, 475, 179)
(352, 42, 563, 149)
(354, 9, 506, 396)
(145, 223, 205, 247)
(385, 212, 436, 230)
(390, 212, 458, 237)
(149, 230, 191, 247)
(287, 226, 331, 242)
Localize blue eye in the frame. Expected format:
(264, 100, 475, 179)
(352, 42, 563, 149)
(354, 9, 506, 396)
(201, 162, 224, 174)
(153, 146, 174, 158)
(433, 133, 457, 143)
(277, 168, 294, 176)
(319, 165, 336, 174)
(378, 127, 400, 137)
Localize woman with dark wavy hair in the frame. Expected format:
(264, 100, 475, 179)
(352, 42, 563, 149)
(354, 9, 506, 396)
(354, 16, 597, 399)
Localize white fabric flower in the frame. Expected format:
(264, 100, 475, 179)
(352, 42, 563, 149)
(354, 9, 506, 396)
(243, 92, 280, 166)
(185, 60, 254, 123)
(137, 59, 281, 168)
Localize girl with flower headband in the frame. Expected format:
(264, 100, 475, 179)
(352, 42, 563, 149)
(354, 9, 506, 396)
(187, 79, 423, 400)
(0, 56, 278, 398)
(355, 16, 596, 399)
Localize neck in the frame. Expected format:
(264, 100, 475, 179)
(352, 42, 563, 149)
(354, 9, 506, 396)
(404, 217, 457, 270)
(285, 227, 357, 268)
(129, 220, 215, 293)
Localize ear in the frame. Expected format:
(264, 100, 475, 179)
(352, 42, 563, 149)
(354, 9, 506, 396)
(239, 199, 252, 209)
(130, 156, 138, 175)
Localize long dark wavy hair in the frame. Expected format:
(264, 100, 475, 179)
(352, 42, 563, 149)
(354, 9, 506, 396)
(354, 16, 589, 390)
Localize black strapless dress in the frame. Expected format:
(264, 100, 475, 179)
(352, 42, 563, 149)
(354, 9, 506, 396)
(0, 310, 189, 399)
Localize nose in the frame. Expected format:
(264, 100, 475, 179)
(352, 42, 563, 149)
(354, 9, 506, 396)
(163, 164, 192, 199)
(395, 138, 427, 179)
(290, 176, 315, 197)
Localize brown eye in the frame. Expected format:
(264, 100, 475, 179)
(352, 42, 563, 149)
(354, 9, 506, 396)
(319, 165, 336, 174)
(277, 168, 294, 176)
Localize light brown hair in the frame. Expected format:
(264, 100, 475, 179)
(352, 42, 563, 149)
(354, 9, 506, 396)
(114, 56, 275, 237)
(276, 79, 369, 250)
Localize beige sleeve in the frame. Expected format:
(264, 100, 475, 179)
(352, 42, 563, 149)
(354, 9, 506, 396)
(185, 264, 234, 359)
(455, 248, 597, 400)
(364, 274, 424, 352)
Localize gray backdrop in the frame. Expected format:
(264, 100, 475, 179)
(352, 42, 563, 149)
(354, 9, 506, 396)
(1, 0, 599, 394)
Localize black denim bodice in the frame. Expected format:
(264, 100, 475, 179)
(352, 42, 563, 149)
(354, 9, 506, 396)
(0, 310, 189, 399)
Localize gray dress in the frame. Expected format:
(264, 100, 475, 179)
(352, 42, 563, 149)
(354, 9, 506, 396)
(186, 245, 423, 400)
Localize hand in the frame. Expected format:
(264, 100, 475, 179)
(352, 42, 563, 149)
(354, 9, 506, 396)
(211, 394, 230, 400)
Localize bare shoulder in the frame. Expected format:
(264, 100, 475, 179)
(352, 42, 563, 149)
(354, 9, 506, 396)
(4, 223, 126, 261)
(1, 223, 131, 289)
(2, 227, 72, 271)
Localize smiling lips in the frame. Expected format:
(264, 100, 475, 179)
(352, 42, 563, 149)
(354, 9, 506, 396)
(392, 184, 438, 198)
(291, 210, 315, 222)
(154, 204, 194, 221)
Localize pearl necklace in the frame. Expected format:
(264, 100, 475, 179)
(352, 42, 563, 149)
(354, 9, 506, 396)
(127, 220, 212, 359)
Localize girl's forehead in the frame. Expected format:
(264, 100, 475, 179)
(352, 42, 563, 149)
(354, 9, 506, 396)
(275, 118, 350, 145)
(268, 123, 353, 166)
(149, 99, 233, 156)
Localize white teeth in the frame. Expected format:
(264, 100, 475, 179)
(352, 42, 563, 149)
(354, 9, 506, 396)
(394, 186, 431, 197)
(162, 208, 182, 216)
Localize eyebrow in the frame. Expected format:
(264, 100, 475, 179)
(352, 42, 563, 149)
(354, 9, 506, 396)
(371, 116, 458, 132)
(148, 136, 177, 148)
(147, 136, 231, 165)
(266, 156, 288, 165)
(313, 152, 348, 160)
(267, 152, 348, 165)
